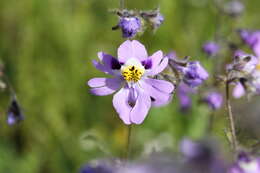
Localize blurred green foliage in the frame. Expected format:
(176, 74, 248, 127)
(0, 0, 259, 172)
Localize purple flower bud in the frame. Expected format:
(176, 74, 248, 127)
(229, 152, 260, 173)
(7, 97, 24, 125)
(239, 30, 260, 57)
(224, 0, 244, 17)
(202, 42, 220, 56)
(181, 61, 209, 87)
(150, 13, 164, 30)
(203, 92, 223, 110)
(119, 17, 141, 38)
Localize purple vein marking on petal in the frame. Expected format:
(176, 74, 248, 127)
(92, 60, 113, 75)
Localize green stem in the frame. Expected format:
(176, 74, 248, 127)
(125, 125, 132, 160)
(225, 80, 238, 152)
(120, 0, 125, 10)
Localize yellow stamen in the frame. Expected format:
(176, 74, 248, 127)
(121, 65, 145, 82)
(256, 62, 260, 70)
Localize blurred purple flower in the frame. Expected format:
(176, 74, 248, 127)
(118, 17, 141, 38)
(166, 51, 177, 60)
(202, 41, 220, 56)
(229, 152, 260, 173)
(149, 13, 164, 30)
(224, 0, 244, 17)
(177, 82, 195, 112)
(202, 92, 223, 110)
(88, 40, 174, 125)
(180, 61, 209, 88)
(7, 97, 24, 125)
(80, 160, 115, 173)
(239, 30, 260, 57)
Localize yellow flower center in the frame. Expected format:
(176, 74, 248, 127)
(121, 65, 145, 82)
(256, 62, 260, 70)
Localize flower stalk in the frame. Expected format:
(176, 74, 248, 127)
(225, 80, 238, 152)
(125, 125, 132, 160)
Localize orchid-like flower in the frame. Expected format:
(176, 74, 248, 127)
(88, 40, 174, 124)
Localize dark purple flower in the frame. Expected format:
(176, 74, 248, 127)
(239, 30, 260, 57)
(119, 17, 141, 38)
(80, 161, 115, 173)
(229, 152, 260, 173)
(203, 92, 223, 110)
(7, 97, 24, 125)
(88, 40, 174, 124)
(181, 61, 209, 88)
(224, 0, 244, 17)
(177, 82, 196, 112)
(202, 42, 220, 56)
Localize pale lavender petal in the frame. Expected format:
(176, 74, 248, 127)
(87, 77, 122, 88)
(149, 50, 163, 69)
(144, 78, 174, 94)
(117, 40, 148, 63)
(140, 80, 172, 107)
(233, 83, 245, 98)
(89, 78, 122, 96)
(146, 58, 168, 76)
(130, 88, 151, 124)
(113, 88, 131, 124)
(92, 60, 113, 75)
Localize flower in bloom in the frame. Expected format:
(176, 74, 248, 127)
(88, 40, 174, 124)
(180, 61, 209, 88)
(229, 152, 260, 173)
(202, 92, 223, 110)
(202, 41, 220, 56)
(7, 97, 24, 125)
(118, 17, 141, 38)
(239, 30, 260, 57)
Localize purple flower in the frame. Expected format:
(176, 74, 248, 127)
(177, 82, 196, 112)
(203, 92, 223, 110)
(228, 53, 258, 74)
(239, 30, 260, 57)
(180, 61, 209, 88)
(88, 40, 174, 125)
(118, 17, 141, 38)
(202, 41, 220, 56)
(7, 97, 24, 125)
(229, 152, 260, 173)
(224, 0, 244, 17)
(80, 160, 115, 173)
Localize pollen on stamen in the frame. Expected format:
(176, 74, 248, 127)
(121, 65, 145, 82)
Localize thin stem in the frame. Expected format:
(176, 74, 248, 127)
(125, 125, 132, 160)
(225, 80, 238, 152)
(120, 0, 124, 10)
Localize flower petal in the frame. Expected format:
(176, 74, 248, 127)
(130, 88, 151, 124)
(150, 50, 163, 69)
(92, 60, 113, 75)
(144, 78, 174, 94)
(140, 80, 172, 107)
(87, 77, 122, 88)
(117, 40, 148, 63)
(112, 88, 132, 124)
(98, 52, 121, 70)
(233, 83, 245, 98)
(89, 78, 123, 96)
(146, 58, 168, 76)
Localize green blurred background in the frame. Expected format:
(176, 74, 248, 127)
(0, 0, 259, 172)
